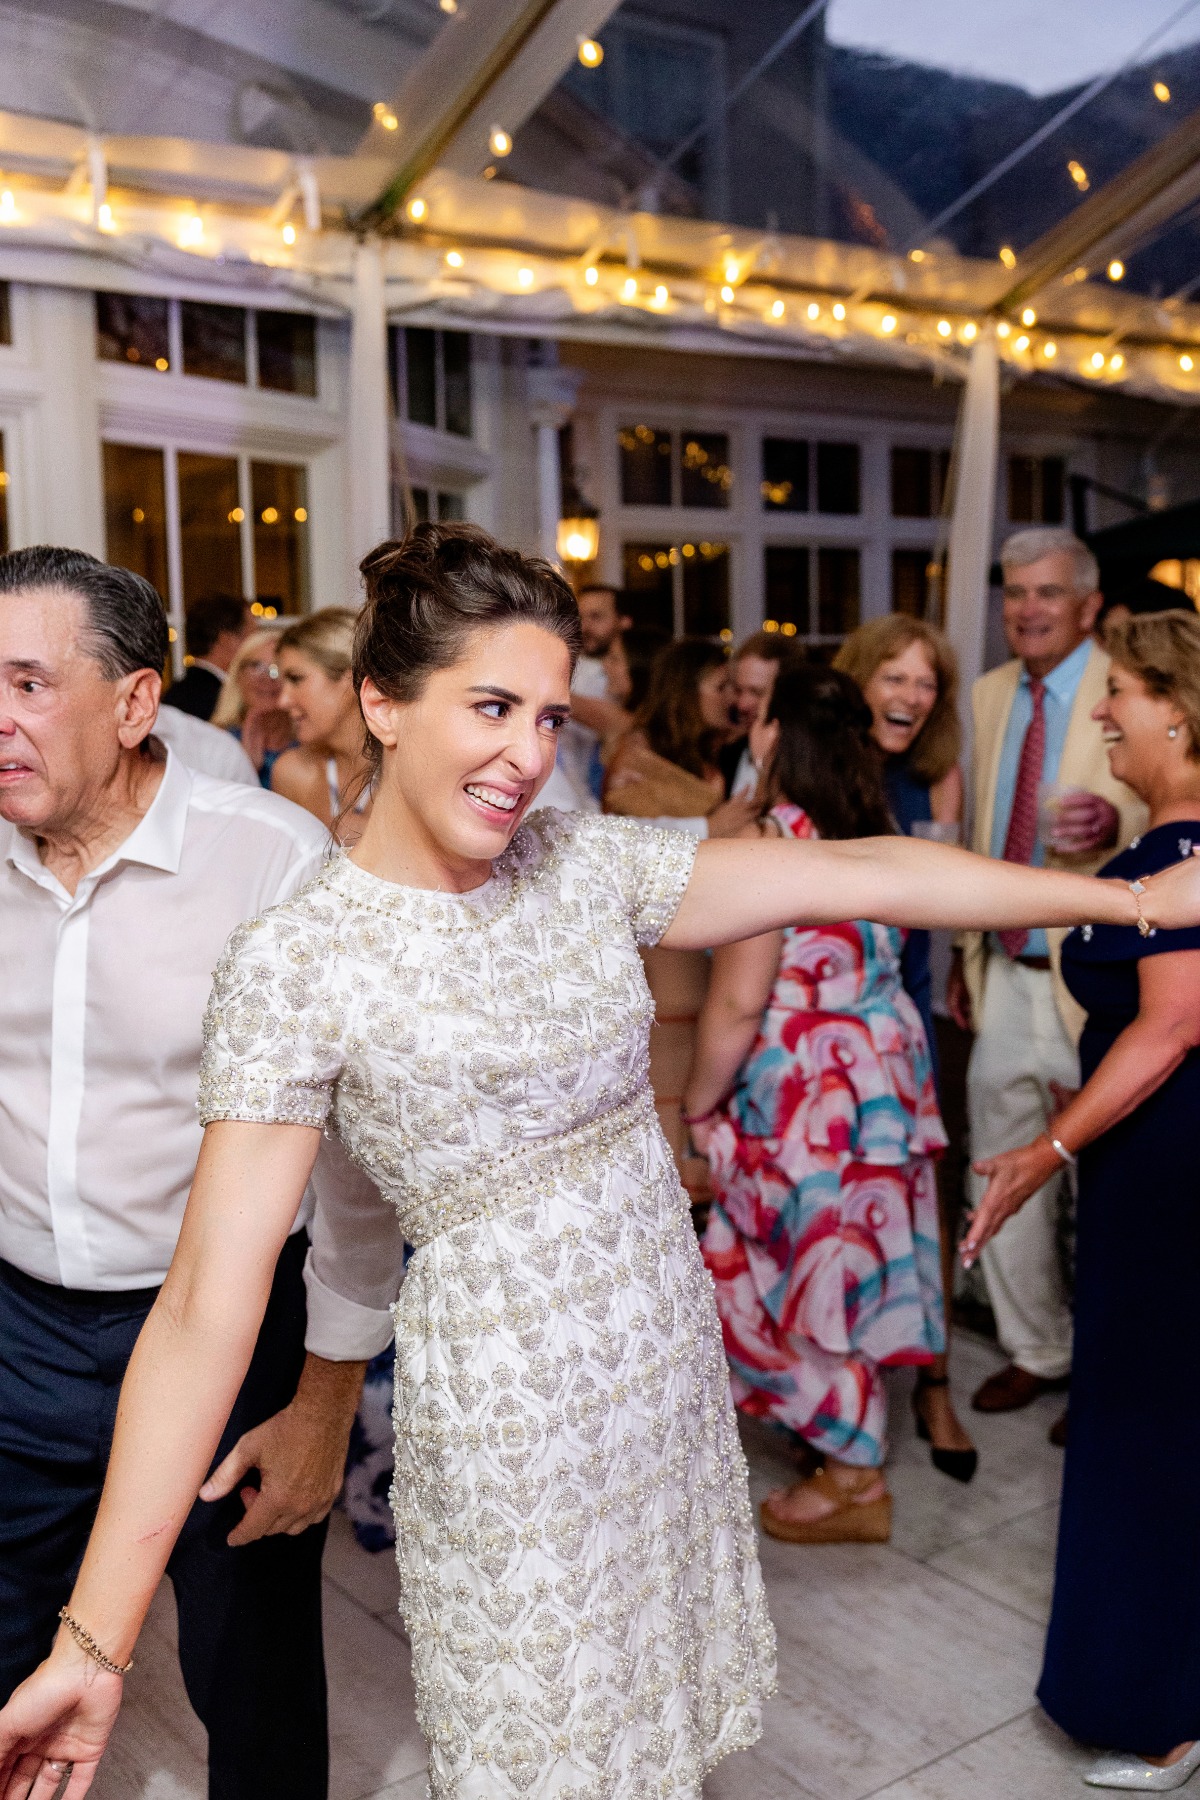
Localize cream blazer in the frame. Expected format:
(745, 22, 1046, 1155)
(962, 641, 1147, 1044)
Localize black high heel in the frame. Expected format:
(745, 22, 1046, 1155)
(913, 1374, 978, 1484)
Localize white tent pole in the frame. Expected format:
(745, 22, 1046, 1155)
(346, 238, 392, 588)
(945, 328, 1001, 711)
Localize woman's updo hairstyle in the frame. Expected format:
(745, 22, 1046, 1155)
(354, 524, 582, 754)
(765, 662, 894, 840)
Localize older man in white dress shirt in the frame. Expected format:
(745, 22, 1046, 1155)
(0, 547, 399, 1799)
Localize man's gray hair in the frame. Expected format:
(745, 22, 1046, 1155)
(0, 545, 169, 679)
(1000, 527, 1099, 597)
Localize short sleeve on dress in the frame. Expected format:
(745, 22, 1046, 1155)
(198, 907, 346, 1129)
(572, 813, 699, 948)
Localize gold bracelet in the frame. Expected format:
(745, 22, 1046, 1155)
(58, 1608, 134, 1677)
(1128, 879, 1153, 938)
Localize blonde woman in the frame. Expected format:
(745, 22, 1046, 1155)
(836, 616, 974, 1480)
(271, 609, 374, 841)
(210, 625, 294, 788)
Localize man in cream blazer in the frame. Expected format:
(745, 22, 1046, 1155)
(948, 528, 1145, 1420)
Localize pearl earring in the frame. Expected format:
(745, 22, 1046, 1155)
(1169, 726, 1179, 739)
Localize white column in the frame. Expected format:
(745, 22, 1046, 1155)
(345, 240, 391, 590)
(945, 329, 1001, 702)
(27, 286, 105, 556)
(526, 359, 583, 563)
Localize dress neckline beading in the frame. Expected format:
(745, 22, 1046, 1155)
(317, 838, 528, 932)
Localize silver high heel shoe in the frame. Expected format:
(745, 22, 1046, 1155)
(1084, 1741, 1200, 1790)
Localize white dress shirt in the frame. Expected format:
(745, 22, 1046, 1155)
(556, 654, 607, 812)
(0, 747, 400, 1357)
(150, 708, 258, 786)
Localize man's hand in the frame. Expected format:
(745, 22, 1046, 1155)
(946, 950, 973, 1034)
(200, 1354, 366, 1548)
(1047, 789, 1119, 856)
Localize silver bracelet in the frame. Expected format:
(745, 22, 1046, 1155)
(1047, 1135, 1077, 1168)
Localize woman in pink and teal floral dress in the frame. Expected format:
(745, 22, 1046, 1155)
(684, 664, 946, 1545)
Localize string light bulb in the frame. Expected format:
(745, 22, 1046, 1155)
(1043, 340, 1057, 359)
(1109, 352, 1125, 372)
(1090, 350, 1106, 370)
(720, 283, 734, 303)
(880, 313, 897, 334)
(997, 321, 1012, 338)
(97, 202, 114, 231)
(723, 259, 739, 285)
(770, 298, 785, 319)
(445, 249, 464, 268)
(372, 102, 399, 131)
(653, 283, 668, 305)
(622, 276, 637, 299)
(909, 248, 926, 263)
(407, 196, 427, 221)
(282, 222, 296, 245)
(439, 0, 457, 10)
(1154, 80, 1171, 102)
(0, 190, 17, 224)
(936, 319, 952, 337)
(1014, 334, 1030, 351)
(962, 321, 978, 341)
(1068, 160, 1089, 191)
(583, 265, 599, 286)
(178, 212, 203, 248)
(577, 37, 603, 67)
(1107, 259, 1125, 281)
(1181, 353, 1195, 372)
(516, 266, 534, 288)
(1021, 307, 1037, 326)
(806, 301, 820, 321)
(999, 245, 1017, 269)
(832, 301, 846, 320)
(489, 126, 513, 157)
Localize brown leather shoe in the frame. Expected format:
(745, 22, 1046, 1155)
(971, 1363, 1070, 1413)
(1048, 1410, 1068, 1447)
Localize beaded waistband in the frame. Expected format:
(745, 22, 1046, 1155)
(392, 1088, 659, 1250)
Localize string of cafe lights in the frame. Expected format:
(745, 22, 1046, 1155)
(0, 165, 1195, 403)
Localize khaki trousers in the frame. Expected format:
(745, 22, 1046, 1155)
(966, 955, 1078, 1380)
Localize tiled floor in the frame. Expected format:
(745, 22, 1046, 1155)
(92, 1331, 1095, 1800)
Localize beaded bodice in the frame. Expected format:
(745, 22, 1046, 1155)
(198, 810, 697, 1245)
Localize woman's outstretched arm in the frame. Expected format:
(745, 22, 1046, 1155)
(0, 1121, 320, 1800)
(660, 833, 1199, 951)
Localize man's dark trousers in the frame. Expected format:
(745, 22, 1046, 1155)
(0, 1231, 329, 1800)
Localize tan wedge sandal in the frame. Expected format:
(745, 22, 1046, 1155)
(759, 1464, 892, 1545)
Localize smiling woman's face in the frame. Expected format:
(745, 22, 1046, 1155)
(862, 639, 939, 758)
(360, 620, 573, 882)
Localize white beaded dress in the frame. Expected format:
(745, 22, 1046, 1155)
(198, 809, 777, 1799)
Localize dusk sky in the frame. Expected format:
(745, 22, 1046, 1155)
(826, 0, 1200, 94)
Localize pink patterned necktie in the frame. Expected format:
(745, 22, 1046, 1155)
(997, 676, 1046, 960)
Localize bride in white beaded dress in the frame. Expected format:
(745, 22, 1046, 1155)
(7, 523, 1200, 1800)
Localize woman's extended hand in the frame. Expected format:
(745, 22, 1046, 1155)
(0, 1645, 123, 1799)
(1141, 845, 1200, 931)
(961, 1137, 1061, 1268)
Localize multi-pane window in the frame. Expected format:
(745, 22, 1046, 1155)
(618, 427, 731, 508)
(622, 540, 730, 637)
(409, 488, 466, 524)
(1008, 454, 1065, 523)
(759, 438, 860, 514)
(389, 327, 473, 437)
(891, 447, 951, 518)
(102, 442, 311, 616)
(94, 293, 319, 395)
(0, 433, 9, 555)
(764, 545, 860, 646)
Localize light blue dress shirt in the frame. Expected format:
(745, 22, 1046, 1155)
(989, 636, 1093, 958)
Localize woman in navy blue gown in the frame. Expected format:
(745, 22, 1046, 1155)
(964, 611, 1200, 1791)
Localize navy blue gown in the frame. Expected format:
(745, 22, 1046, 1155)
(1039, 820, 1200, 1754)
